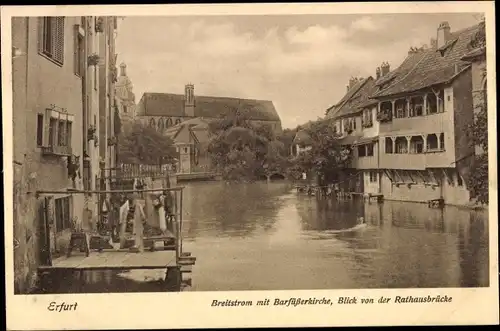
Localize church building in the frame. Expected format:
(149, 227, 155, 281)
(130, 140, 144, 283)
(135, 85, 282, 135)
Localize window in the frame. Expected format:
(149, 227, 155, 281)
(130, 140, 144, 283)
(395, 137, 408, 154)
(175, 119, 182, 125)
(55, 196, 72, 232)
(366, 143, 374, 156)
(369, 171, 377, 183)
(123, 105, 128, 113)
(385, 137, 393, 153)
(410, 136, 424, 154)
(457, 172, 463, 186)
(150, 118, 156, 127)
(358, 145, 366, 157)
(439, 133, 445, 150)
(362, 109, 373, 128)
(48, 118, 57, 146)
(40, 109, 74, 156)
(38, 17, 65, 65)
(414, 140, 423, 153)
(426, 134, 438, 151)
(166, 118, 172, 127)
(396, 106, 405, 118)
(414, 104, 423, 116)
(37, 114, 44, 146)
(74, 29, 84, 76)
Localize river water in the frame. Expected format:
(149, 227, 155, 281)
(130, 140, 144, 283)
(42, 181, 489, 293)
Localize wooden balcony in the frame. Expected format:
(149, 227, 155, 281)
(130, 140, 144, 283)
(351, 156, 378, 169)
(379, 112, 450, 135)
(379, 153, 426, 170)
(41, 145, 73, 157)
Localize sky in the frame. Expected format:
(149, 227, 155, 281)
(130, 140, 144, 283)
(115, 13, 481, 129)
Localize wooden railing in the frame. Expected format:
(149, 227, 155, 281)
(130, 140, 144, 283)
(116, 163, 174, 179)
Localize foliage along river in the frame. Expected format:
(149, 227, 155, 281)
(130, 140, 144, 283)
(48, 180, 489, 293)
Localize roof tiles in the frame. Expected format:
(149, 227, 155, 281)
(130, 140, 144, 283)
(373, 23, 480, 98)
(136, 92, 281, 122)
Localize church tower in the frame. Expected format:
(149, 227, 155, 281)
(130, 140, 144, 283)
(115, 62, 136, 126)
(184, 84, 195, 117)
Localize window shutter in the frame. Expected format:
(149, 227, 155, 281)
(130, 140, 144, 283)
(73, 25, 78, 74)
(37, 17, 44, 53)
(43, 109, 51, 146)
(54, 17, 65, 64)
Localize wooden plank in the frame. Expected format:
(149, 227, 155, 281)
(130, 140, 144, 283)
(39, 250, 177, 271)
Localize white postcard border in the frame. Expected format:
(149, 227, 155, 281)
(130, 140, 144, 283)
(2, 2, 498, 329)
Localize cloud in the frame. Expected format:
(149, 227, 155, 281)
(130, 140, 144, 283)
(350, 16, 382, 32)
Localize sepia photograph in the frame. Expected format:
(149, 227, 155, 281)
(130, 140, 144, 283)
(3, 2, 498, 329)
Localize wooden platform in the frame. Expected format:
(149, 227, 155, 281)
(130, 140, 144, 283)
(38, 249, 177, 271)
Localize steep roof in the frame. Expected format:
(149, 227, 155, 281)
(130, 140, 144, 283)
(164, 117, 210, 140)
(136, 92, 281, 122)
(372, 23, 480, 98)
(292, 129, 313, 146)
(326, 77, 376, 120)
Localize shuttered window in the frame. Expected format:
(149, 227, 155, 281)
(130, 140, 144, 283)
(74, 25, 84, 76)
(38, 17, 65, 65)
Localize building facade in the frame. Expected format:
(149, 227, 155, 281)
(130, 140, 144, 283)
(11, 16, 119, 293)
(135, 85, 283, 136)
(369, 21, 479, 206)
(299, 21, 481, 207)
(164, 117, 212, 173)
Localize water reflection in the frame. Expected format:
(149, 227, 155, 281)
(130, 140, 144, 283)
(184, 182, 489, 291)
(41, 181, 489, 293)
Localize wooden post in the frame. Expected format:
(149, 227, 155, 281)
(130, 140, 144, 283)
(133, 199, 145, 253)
(174, 191, 180, 264)
(119, 200, 129, 249)
(179, 189, 183, 256)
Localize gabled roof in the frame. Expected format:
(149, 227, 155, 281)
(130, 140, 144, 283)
(164, 117, 210, 140)
(136, 92, 281, 122)
(372, 23, 480, 98)
(292, 129, 313, 146)
(326, 77, 376, 120)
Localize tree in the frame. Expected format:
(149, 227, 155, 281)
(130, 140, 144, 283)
(117, 122, 176, 165)
(467, 67, 488, 204)
(292, 119, 352, 185)
(465, 19, 488, 204)
(277, 127, 299, 157)
(207, 103, 288, 181)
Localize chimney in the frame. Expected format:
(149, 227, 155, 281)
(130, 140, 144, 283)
(376, 67, 381, 80)
(348, 77, 359, 90)
(184, 84, 195, 117)
(119, 62, 127, 76)
(381, 62, 390, 77)
(437, 21, 451, 49)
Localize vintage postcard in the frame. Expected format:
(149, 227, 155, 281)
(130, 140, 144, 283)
(2, 2, 498, 329)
